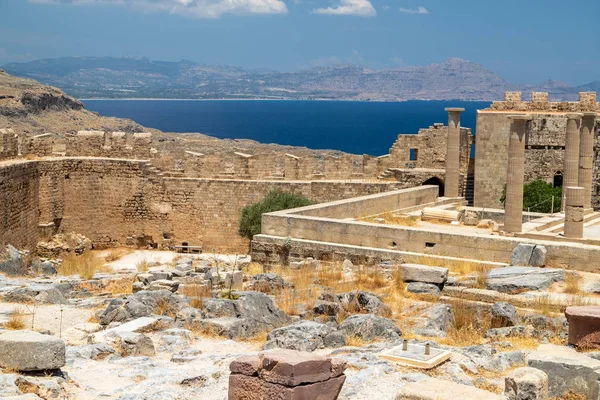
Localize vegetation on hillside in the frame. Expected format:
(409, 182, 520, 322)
(238, 191, 312, 240)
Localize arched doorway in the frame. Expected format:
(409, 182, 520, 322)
(553, 171, 563, 188)
(422, 177, 445, 197)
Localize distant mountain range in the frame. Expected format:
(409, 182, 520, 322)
(3, 56, 597, 101)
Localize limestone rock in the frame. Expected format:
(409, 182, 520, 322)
(528, 343, 600, 399)
(504, 367, 548, 400)
(399, 264, 448, 284)
(333, 291, 392, 317)
(263, 320, 345, 352)
(313, 300, 341, 316)
(246, 273, 287, 293)
(337, 314, 401, 341)
(2, 285, 67, 304)
(406, 282, 441, 296)
(0, 330, 66, 371)
(412, 303, 455, 337)
(112, 331, 155, 357)
(98, 290, 186, 325)
(491, 302, 521, 328)
(511, 244, 547, 267)
(92, 316, 160, 342)
(0, 245, 24, 276)
(36, 233, 92, 258)
(486, 267, 564, 293)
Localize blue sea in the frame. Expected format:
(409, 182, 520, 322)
(83, 100, 490, 156)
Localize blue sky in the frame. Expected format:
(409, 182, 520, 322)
(0, 0, 598, 85)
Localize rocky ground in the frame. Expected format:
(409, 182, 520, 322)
(1, 244, 600, 399)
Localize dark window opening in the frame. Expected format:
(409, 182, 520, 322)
(553, 171, 563, 188)
(425, 242, 436, 248)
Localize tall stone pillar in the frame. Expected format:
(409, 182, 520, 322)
(564, 186, 585, 239)
(504, 114, 531, 234)
(444, 107, 465, 197)
(578, 112, 597, 209)
(562, 113, 583, 211)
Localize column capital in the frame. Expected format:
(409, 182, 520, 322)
(508, 114, 532, 121)
(582, 112, 598, 118)
(566, 113, 584, 120)
(444, 107, 465, 113)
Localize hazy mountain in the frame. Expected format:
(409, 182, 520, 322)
(2, 56, 595, 101)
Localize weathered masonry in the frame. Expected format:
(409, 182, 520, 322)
(474, 92, 600, 209)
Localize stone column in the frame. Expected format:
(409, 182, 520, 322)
(444, 107, 465, 197)
(504, 114, 531, 234)
(564, 186, 585, 239)
(562, 113, 583, 211)
(579, 112, 597, 209)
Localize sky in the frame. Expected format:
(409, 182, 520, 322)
(0, 0, 598, 85)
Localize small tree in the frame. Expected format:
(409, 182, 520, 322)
(500, 180, 562, 213)
(238, 191, 312, 240)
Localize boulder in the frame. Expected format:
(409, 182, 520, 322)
(511, 244, 547, 267)
(98, 290, 186, 325)
(66, 343, 115, 361)
(565, 306, 600, 347)
(528, 343, 600, 399)
(406, 282, 441, 296)
(1, 285, 67, 304)
(263, 320, 345, 352)
(0, 245, 24, 276)
(333, 291, 392, 317)
(337, 314, 401, 341)
(196, 292, 291, 338)
(486, 267, 564, 293)
(92, 317, 160, 342)
(0, 331, 65, 371)
(504, 367, 549, 400)
(111, 332, 155, 357)
(246, 273, 287, 293)
(395, 377, 507, 399)
(490, 302, 521, 328)
(399, 264, 448, 285)
(313, 300, 341, 316)
(412, 303, 455, 337)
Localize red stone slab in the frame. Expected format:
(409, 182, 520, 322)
(565, 306, 600, 346)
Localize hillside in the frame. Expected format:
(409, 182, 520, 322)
(1, 56, 533, 101)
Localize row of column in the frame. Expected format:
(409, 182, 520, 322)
(503, 112, 597, 238)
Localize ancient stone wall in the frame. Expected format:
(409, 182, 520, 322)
(0, 158, 403, 253)
(0, 160, 41, 249)
(474, 92, 600, 209)
(65, 131, 153, 159)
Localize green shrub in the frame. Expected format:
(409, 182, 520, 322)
(500, 180, 561, 213)
(238, 191, 312, 240)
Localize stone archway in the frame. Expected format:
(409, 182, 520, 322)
(422, 176, 445, 197)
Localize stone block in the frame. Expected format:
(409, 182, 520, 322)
(0, 331, 66, 371)
(260, 349, 332, 386)
(504, 367, 548, 400)
(230, 354, 262, 376)
(228, 373, 346, 400)
(490, 302, 520, 328)
(565, 306, 600, 347)
(399, 264, 448, 284)
(527, 344, 600, 399)
(395, 377, 507, 399)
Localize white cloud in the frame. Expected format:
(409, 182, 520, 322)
(312, 0, 376, 17)
(398, 6, 428, 14)
(29, 0, 289, 18)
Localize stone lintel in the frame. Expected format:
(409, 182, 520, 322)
(582, 112, 598, 117)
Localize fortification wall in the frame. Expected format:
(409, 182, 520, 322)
(0, 157, 404, 253)
(0, 160, 41, 249)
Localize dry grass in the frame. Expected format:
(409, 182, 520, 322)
(404, 254, 491, 277)
(473, 264, 491, 289)
(180, 284, 212, 309)
(153, 297, 178, 318)
(360, 212, 420, 226)
(346, 335, 367, 347)
(76, 276, 134, 295)
(3, 308, 26, 330)
(531, 295, 563, 317)
(439, 300, 490, 347)
(564, 273, 582, 294)
(58, 252, 109, 280)
(104, 248, 130, 262)
(355, 265, 387, 291)
(136, 259, 151, 272)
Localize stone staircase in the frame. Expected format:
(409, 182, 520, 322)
(378, 168, 396, 180)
